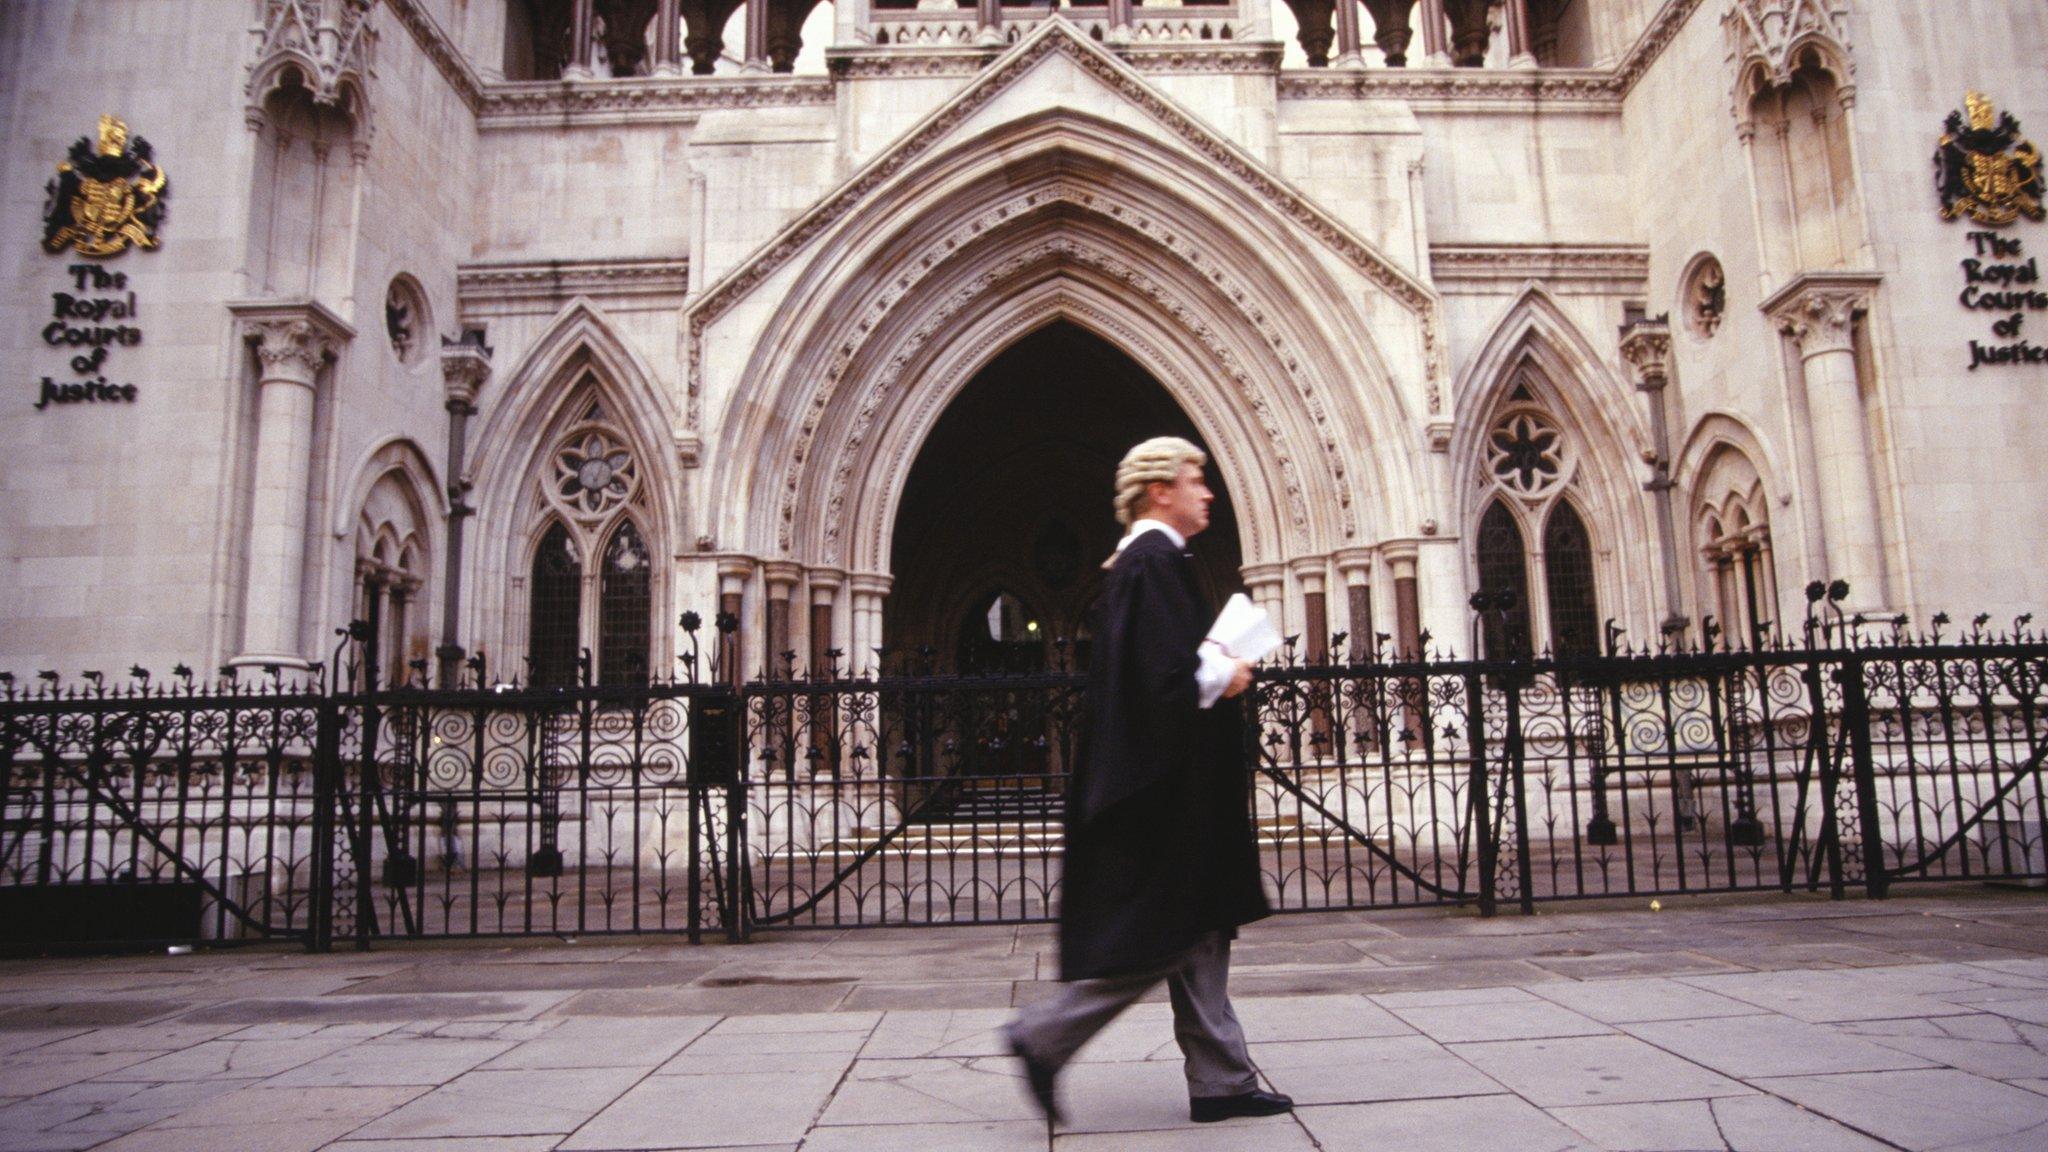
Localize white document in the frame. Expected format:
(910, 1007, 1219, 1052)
(1207, 593, 1283, 663)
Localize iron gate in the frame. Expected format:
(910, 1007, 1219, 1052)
(3, 617, 2044, 949)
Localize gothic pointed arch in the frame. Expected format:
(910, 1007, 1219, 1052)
(1452, 284, 1651, 650)
(1676, 414, 1788, 647)
(467, 299, 677, 679)
(698, 100, 1434, 572)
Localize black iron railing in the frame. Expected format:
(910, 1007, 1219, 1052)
(3, 608, 2044, 950)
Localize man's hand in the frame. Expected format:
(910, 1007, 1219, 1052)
(1221, 658, 1255, 699)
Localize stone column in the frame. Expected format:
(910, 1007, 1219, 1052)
(743, 0, 771, 73)
(436, 330, 490, 687)
(1442, 0, 1489, 66)
(567, 0, 597, 77)
(1500, 0, 1534, 67)
(975, 0, 1004, 45)
(717, 557, 754, 684)
(1766, 276, 1889, 611)
(1290, 558, 1331, 663)
(1240, 562, 1287, 659)
(762, 561, 801, 678)
(653, 0, 682, 74)
(231, 303, 350, 669)
(1620, 316, 1688, 637)
(1332, 0, 1364, 68)
(808, 568, 844, 677)
(1333, 547, 1375, 661)
(1417, 0, 1448, 64)
(1382, 544, 1422, 657)
(849, 573, 893, 677)
(1106, 0, 1134, 43)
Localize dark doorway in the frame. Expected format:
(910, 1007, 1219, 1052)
(886, 321, 1246, 670)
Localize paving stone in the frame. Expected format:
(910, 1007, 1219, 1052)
(1757, 1067, 2048, 1152)
(1233, 993, 1413, 1042)
(349, 1066, 644, 1139)
(685, 1025, 870, 1057)
(1054, 1060, 1225, 1134)
(339, 961, 719, 994)
(1528, 952, 1739, 979)
(1940, 992, 2048, 1026)
(653, 1047, 857, 1076)
(1453, 1034, 1753, 1107)
(817, 1057, 1041, 1125)
(1621, 1015, 1937, 1078)
(146, 1084, 422, 1130)
(0, 1078, 257, 1149)
(1294, 1095, 1597, 1152)
(331, 1139, 564, 1152)
(176, 992, 572, 1025)
(266, 1036, 516, 1086)
(483, 1014, 716, 1070)
(1832, 1014, 2048, 1080)
(0, 1049, 163, 1096)
(557, 1069, 842, 1149)
(1251, 1035, 1507, 1105)
(1530, 977, 1772, 1024)
(1369, 985, 1541, 1010)
(809, 1121, 1047, 1152)
(91, 1035, 362, 1082)
(841, 981, 1018, 1010)
(0, 1001, 188, 1029)
(554, 985, 853, 1016)
(1252, 959, 1563, 997)
(1551, 1096, 1893, 1151)
(1055, 1119, 1319, 1149)
(861, 1008, 1014, 1058)
(1679, 971, 1981, 1023)
(1388, 999, 1613, 1043)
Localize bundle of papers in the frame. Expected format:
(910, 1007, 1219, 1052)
(1207, 593, 1283, 663)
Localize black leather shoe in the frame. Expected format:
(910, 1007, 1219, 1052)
(1005, 1029, 1065, 1126)
(1190, 1089, 1294, 1123)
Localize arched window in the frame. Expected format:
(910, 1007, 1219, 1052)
(355, 466, 432, 688)
(520, 390, 660, 685)
(1543, 502, 1599, 657)
(599, 520, 652, 684)
(1470, 381, 1606, 659)
(1476, 501, 1532, 659)
(1693, 446, 1778, 648)
(529, 522, 582, 687)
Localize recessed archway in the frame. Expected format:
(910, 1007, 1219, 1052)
(885, 321, 1244, 669)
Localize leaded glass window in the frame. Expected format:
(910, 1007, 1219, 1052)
(529, 522, 582, 687)
(599, 520, 652, 685)
(1476, 501, 1532, 659)
(1544, 502, 1599, 657)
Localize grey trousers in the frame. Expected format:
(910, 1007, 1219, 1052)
(1007, 931, 1260, 1097)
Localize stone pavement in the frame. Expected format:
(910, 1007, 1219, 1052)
(2, 889, 2046, 1151)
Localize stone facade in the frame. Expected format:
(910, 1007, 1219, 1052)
(1, 0, 2043, 679)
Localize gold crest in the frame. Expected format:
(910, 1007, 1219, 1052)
(1935, 93, 2044, 227)
(42, 116, 169, 257)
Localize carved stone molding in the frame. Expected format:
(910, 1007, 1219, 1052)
(232, 299, 355, 388)
(248, 0, 377, 138)
(1724, 0, 1854, 119)
(478, 77, 835, 128)
(1430, 243, 1650, 288)
(456, 258, 691, 307)
(687, 19, 1444, 430)
(381, 0, 483, 109)
(1762, 271, 1879, 358)
(1618, 319, 1674, 387)
(773, 179, 1360, 560)
(440, 334, 492, 407)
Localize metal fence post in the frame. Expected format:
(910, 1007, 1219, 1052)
(308, 695, 340, 952)
(1841, 656, 1890, 899)
(1504, 675, 1535, 915)
(1464, 672, 1496, 918)
(726, 689, 750, 943)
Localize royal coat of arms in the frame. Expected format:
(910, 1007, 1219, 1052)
(42, 115, 169, 257)
(1934, 92, 2044, 227)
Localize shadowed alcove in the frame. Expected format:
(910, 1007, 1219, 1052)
(885, 321, 1244, 672)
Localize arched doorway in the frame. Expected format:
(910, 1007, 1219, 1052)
(885, 321, 1245, 671)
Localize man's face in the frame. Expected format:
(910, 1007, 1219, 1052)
(1146, 461, 1214, 538)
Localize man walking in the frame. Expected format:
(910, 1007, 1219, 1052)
(1004, 436, 1291, 1125)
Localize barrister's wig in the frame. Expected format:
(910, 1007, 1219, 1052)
(1113, 436, 1207, 527)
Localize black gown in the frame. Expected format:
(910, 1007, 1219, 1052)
(1058, 527, 1271, 981)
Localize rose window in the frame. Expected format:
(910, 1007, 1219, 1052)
(549, 427, 637, 519)
(1486, 411, 1567, 498)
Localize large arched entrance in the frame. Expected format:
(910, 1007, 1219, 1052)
(885, 321, 1244, 672)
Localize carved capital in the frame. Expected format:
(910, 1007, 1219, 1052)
(439, 331, 493, 407)
(1762, 272, 1880, 359)
(231, 299, 353, 388)
(1618, 317, 1674, 387)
